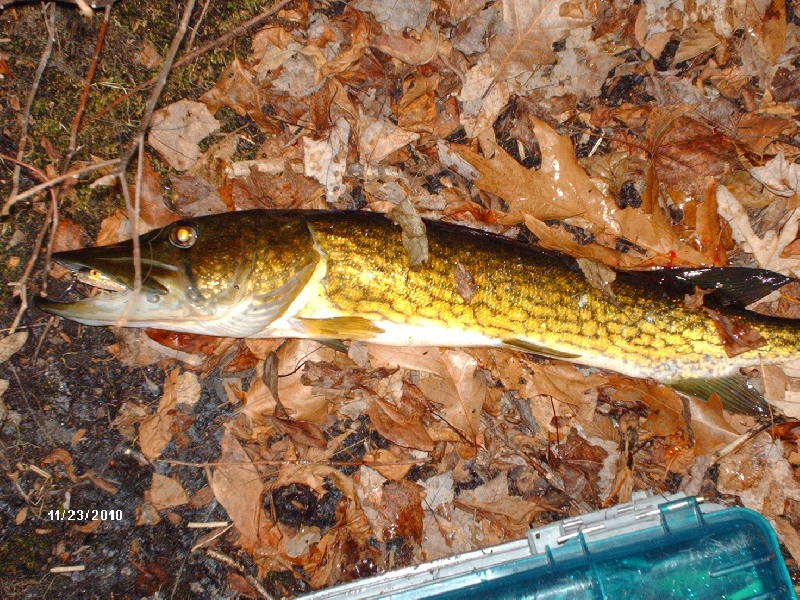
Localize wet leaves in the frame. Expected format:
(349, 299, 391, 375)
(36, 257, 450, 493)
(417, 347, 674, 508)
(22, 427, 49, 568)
(21, 0, 800, 595)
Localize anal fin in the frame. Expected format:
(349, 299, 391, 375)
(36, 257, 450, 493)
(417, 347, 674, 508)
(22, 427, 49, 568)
(668, 374, 770, 417)
(503, 338, 581, 359)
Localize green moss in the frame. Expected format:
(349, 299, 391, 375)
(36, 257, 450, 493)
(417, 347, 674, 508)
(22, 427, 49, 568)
(0, 532, 53, 577)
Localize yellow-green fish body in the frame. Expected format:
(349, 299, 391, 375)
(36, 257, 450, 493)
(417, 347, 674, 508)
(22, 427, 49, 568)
(36, 210, 800, 414)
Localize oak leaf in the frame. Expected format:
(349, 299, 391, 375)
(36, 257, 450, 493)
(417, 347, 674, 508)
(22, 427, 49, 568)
(489, 0, 588, 82)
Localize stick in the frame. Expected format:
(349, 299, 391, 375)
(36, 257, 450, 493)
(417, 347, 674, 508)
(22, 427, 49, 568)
(3, 3, 55, 216)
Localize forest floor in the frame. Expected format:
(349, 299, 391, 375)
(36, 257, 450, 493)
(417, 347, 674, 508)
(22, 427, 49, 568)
(2, 0, 800, 597)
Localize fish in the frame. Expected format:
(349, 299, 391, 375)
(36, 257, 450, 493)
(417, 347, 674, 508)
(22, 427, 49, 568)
(35, 209, 800, 416)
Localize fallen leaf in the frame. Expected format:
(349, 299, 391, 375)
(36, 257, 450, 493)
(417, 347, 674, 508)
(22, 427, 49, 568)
(455, 471, 538, 536)
(749, 151, 800, 198)
(369, 397, 434, 451)
(137, 154, 177, 227)
(489, 0, 589, 81)
(51, 220, 84, 253)
(303, 117, 350, 204)
(651, 114, 740, 200)
(0, 332, 28, 364)
(211, 426, 266, 544)
(372, 24, 439, 65)
(139, 369, 199, 461)
(705, 308, 767, 358)
(359, 117, 420, 164)
(717, 432, 800, 518)
(354, 0, 431, 32)
(717, 184, 800, 273)
(169, 174, 228, 217)
(148, 100, 220, 171)
(687, 392, 742, 455)
(146, 473, 189, 511)
(419, 349, 486, 444)
(137, 39, 162, 69)
(454, 118, 707, 267)
(388, 197, 429, 267)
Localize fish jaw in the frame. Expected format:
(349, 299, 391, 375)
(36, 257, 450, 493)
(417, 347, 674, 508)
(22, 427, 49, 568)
(35, 287, 217, 330)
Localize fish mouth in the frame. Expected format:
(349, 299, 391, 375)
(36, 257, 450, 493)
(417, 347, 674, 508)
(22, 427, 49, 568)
(35, 243, 179, 325)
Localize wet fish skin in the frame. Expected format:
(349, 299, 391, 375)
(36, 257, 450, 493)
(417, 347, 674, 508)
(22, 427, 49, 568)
(35, 210, 800, 413)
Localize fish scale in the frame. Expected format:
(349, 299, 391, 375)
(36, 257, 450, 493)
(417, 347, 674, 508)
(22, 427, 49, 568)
(305, 212, 791, 382)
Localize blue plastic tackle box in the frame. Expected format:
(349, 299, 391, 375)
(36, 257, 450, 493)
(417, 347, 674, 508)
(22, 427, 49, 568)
(302, 492, 796, 599)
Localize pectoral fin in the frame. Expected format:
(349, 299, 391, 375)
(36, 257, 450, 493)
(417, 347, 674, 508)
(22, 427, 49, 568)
(295, 316, 384, 340)
(668, 374, 770, 417)
(502, 338, 581, 359)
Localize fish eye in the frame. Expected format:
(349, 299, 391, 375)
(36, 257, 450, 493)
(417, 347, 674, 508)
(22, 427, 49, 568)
(146, 294, 160, 304)
(170, 225, 197, 248)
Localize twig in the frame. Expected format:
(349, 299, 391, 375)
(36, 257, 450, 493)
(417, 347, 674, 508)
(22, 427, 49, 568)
(205, 549, 274, 600)
(84, 0, 295, 129)
(4, 3, 55, 216)
(186, 0, 213, 51)
(9, 193, 56, 333)
(63, 2, 112, 171)
(2, 157, 120, 205)
(162, 458, 428, 468)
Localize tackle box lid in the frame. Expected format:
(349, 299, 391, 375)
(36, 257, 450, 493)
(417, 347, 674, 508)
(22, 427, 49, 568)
(300, 492, 796, 599)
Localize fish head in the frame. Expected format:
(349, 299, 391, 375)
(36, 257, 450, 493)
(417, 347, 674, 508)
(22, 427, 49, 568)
(36, 210, 320, 336)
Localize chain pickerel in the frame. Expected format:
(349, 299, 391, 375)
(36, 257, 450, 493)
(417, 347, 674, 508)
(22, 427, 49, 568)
(36, 210, 800, 415)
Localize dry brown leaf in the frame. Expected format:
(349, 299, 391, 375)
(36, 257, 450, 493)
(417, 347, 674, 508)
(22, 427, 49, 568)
(147, 100, 220, 172)
(146, 473, 189, 511)
(169, 174, 228, 217)
(688, 393, 742, 455)
(95, 210, 131, 246)
(355, 0, 431, 32)
(363, 448, 416, 481)
(603, 375, 687, 439)
(303, 117, 350, 204)
(51, 219, 84, 253)
(550, 429, 609, 502)
(211, 426, 266, 544)
(271, 416, 328, 449)
(717, 432, 800, 518)
(369, 397, 435, 451)
(201, 59, 272, 130)
(394, 74, 439, 133)
(418, 349, 486, 444)
(318, 12, 369, 78)
(652, 114, 740, 200)
(489, 0, 588, 80)
(527, 362, 605, 406)
(0, 332, 28, 365)
(137, 154, 177, 227)
(455, 472, 538, 536)
(388, 197, 428, 267)
(372, 24, 439, 65)
(276, 340, 337, 423)
(705, 308, 767, 358)
(761, 0, 787, 64)
(736, 113, 793, 155)
(139, 369, 199, 461)
(694, 180, 727, 266)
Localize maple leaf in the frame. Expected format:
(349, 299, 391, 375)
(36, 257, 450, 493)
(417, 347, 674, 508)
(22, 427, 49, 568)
(489, 0, 588, 83)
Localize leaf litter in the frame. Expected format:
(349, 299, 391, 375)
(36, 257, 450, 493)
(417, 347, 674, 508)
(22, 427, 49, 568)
(6, 0, 800, 595)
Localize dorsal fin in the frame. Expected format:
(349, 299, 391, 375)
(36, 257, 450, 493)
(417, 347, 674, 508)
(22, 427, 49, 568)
(619, 267, 793, 309)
